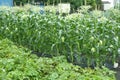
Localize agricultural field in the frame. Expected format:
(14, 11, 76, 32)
(0, 5, 120, 80)
(0, 39, 115, 80)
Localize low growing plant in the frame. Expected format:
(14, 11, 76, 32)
(0, 39, 116, 80)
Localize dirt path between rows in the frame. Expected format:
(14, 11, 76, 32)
(115, 69, 120, 80)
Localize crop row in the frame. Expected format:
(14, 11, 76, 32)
(0, 9, 120, 67)
(0, 39, 115, 80)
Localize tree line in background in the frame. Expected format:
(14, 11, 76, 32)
(14, 0, 102, 10)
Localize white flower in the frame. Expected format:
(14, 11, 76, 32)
(6, 27, 9, 30)
(2, 69, 5, 72)
(91, 47, 96, 52)
(90, 36, 94, 40)
(110, 45, 113, 48)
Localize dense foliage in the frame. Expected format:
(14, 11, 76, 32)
(0, 39, 116, 80)
(0, 7, 120, 67)
(13, 0, 102, 10)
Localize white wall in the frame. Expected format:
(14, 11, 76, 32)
(102, 0, 115, 10)
(58, 3, 70, 13)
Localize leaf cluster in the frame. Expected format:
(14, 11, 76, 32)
(0, 39, 116, 80)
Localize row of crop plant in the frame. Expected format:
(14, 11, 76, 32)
(0, 7, 120, 68)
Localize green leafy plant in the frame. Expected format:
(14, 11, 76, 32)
(0, 7, 120, 67)
(0, 39, 116, 80)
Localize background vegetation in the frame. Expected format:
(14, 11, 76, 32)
(13, 0, 102, 10)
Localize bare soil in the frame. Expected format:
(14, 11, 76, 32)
(114, 67, 120, 80)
